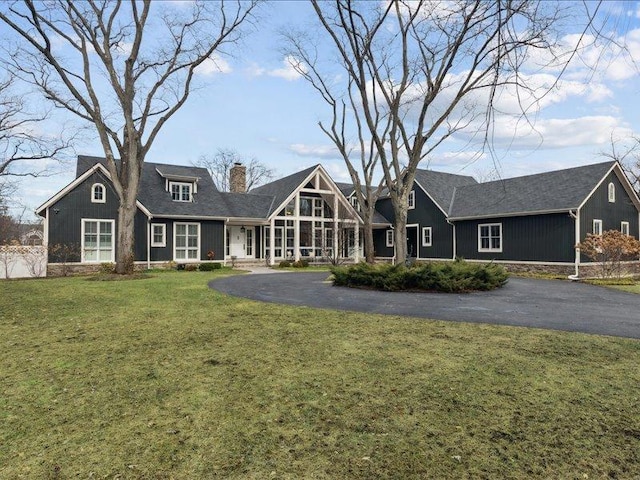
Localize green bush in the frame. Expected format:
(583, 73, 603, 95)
(198, 262, 221, 271)
(98, 262, 115, 274)
(331, 261, 508, 293)
(279, 260, 291, 268)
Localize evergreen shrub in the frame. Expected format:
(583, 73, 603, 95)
(331, 260, 508, 293)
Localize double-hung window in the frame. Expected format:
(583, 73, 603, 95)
(593, 219, 603, 235)
(82, 219, 114, 262)
(621, 221, 630, 236)
(386, 230, 394, 247)
(408, 190, 415, 209)
(478, 223, 502, 252)
(170, 182, 192, 202)
(151, 224, 166, 247)
(174, 222, 200, 260)
(422, 227, 432, 247)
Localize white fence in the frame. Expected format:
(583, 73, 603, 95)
(0, 246, 47, 279)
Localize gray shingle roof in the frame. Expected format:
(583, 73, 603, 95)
(77, 155, 273, 218)
(250, 165, 318, 216)
(448, 161, 616, 219)
(413, 169, 478, 214)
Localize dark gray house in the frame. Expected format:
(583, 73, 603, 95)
(37, 156, 640, 275)
(372, 160, 640, 275)
(37, 155, 365, 268)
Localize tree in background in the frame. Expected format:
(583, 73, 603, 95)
(0, 0, 257, 273)
(287, 0, 607, 264)
(601, 135, 640, 194)
(198, 148, 275, 192)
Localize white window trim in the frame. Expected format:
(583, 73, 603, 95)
(408, 190, 415, 210)
(151, 223, 166, 247)
(422, 226, 432, 247)
(173, 222, 200, 261)
(169, 181, 193, 202)
(81, 218, 115, 263)
(386, 229, 394, 247)
(621, 221, 630, 236)
(91, 183, 106, 204)
(608, 182, 615, 203)
(593, 219, 603, 235)
(478, 223, 502, 253)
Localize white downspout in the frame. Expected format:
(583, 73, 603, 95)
(446, 218, 456, 260)
(568, 209, 580, 280)
(146, 218, 151, 270)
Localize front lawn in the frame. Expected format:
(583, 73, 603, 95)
(1, 271, 639, 478)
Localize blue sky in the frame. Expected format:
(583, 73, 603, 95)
(10, 0, 640, 219)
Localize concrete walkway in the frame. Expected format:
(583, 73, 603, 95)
(209, 272, 640, 339)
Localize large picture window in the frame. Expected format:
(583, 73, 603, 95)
(82, 219, 114, 262)
(478, 223, 502, 252)
(174, 222, 200, 260)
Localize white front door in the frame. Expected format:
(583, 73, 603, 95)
(228, 226, 254, 259)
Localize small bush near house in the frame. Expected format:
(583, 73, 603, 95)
(292, 259, 309, 268)
(199, 263, 222, 271)
(279, 260, 291, 268)
(184, 264, 198, 272)
(99, 262, 115, 274)
(331, 260, 508, 293)
(577, 230, 640, 279)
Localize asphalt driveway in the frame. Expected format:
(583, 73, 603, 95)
(209, 272, 640, 339)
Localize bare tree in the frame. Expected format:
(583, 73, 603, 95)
(283, 29, 386, 262)
(0, 0, 257, 273)
(601, 134, 640, 193)
(287, 0, 604, 264)
(0, 73, 73, 179)
(197, 148, 275, 191)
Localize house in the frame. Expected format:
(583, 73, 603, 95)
(36, 156, 640, 276)
(372, 160, 640, 276)
(36, 155, 370, 271)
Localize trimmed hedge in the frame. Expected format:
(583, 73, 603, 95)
(199, 263, 222, 271)
(331, 260, 508, 293)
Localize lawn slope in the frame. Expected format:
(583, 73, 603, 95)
(1, 271, 639, 478)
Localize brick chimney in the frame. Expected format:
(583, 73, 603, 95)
(229, 162, 246, 193)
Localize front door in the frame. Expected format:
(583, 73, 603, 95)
(228, 226, 254, 259)
(406, 225, 418, 258)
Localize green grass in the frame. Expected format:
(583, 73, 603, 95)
(1, 271, 639, 478)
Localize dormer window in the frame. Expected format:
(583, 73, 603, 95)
(170, 181, 192, 202)
(608, 182, 615, 203)
(91, 183, 106, 203)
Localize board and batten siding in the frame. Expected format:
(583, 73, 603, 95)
(47, 170, 119, 263)
(373, 197, 395, 257)
(407, 185, 453, 259)
(579, 170, 639, 262)
(455, 213, 576, 263)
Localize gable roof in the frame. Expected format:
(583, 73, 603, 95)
(413, 169, 478, 214)
(250, 165, 319, 216)
(448, 161, 620, 220)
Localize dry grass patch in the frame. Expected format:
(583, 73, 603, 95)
(1, 271, 639, 478)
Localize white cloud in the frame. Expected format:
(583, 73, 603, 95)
(248, 56, 305, 81)
(195, 54, 232, 76)
(289, 143, 340, 159)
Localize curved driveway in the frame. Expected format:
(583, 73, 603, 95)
(209, 272, 640, 339)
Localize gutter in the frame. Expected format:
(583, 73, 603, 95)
(568, 209, 579, 280)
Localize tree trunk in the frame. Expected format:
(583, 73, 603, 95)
(393, 203, 408, 266)
(115, 194, 137, 274)
(363, 210, 375, 263)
